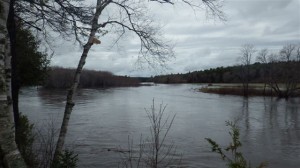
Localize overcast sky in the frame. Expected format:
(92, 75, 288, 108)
(50, 0, 300, 77)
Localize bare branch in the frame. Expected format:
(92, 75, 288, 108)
(256, 48, 268, 64)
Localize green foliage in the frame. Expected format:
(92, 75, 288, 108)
(16, 114, 79, 168)
(205, 121, 267, 168)
(16, 114, 38, 167)
(52, 149, 78, 168)
(16, 25, 50, 87)
(16, 114, 78, 168)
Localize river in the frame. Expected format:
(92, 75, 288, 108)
(20, 84, 300, 168)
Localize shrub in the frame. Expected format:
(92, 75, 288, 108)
(16, 114, 78, 168)
(51, 149, 78, 168)
(119, 100, 181, 168)
(16, 113, 38, 167)
(205, 121, 267, 168)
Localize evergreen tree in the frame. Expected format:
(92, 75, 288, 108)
(13, 23, 50, 138)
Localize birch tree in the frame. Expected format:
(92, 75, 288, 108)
(7, 0, 95, 133)
(51, 0, 225, 162)
(0, 0, 26, 167)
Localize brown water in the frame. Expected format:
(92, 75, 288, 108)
(20, 84, 300, 168)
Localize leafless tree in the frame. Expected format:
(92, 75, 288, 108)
(239, 44, 255, 68)
(279, 44, 296, 62)
(238, 44, 256, 96)
(296, 44, 300, 62)
(34, 118, 60, 168)
(14, 0, 94, 41)
(259, 44, 300, 98)
(119, 100, 179, 168)
(256, 48, 268, 64)
(277, 44, 300, 98)
(256, 48, 268, 95)
(144, 101, 177, 168)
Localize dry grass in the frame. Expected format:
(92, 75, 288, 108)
(200, 84, 279, 97)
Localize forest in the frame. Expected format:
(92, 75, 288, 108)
(151, 61, 300, 84)
(150, 44, 300, 98)
(44, 67, 140, 89)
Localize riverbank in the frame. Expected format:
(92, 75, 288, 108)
(199, 83, 300, 97)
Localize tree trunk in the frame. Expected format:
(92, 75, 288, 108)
(7, 0, 20, 135)
(53, 0, 103, 162)
(52, 43, 93, 159)
(0, 1, 26, 167)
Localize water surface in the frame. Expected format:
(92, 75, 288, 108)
(20, 84, 300, 168)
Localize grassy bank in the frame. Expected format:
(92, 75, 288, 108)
(199, 83, 300, 97)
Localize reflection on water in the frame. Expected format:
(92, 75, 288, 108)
(237, 97, 300, 168)
(20, 85, 300, 168)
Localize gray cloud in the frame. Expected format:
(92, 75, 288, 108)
(49, 0, 300, 76)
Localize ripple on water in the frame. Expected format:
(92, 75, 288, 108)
(20, 85, 300, 168)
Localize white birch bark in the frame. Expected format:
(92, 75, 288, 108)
(0, 0, 26, 167)
(53, 0, 104, 161)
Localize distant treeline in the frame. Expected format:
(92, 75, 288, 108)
(150, 61, 300, 84)
(44, 67, 140, 88)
